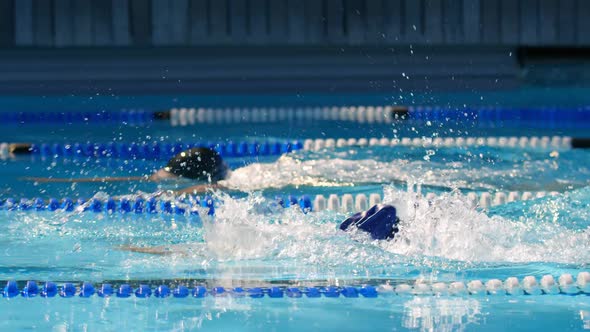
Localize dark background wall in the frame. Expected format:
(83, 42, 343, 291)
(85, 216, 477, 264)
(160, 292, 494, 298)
(2, 0, 589, 48)
(0, 0, 588, 94)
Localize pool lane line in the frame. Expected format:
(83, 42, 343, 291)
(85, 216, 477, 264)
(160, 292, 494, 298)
(2, 272, 589, 298)
(0, 196, 216, 216)
(312, 190, 560, 212)
(3, 106, 589, 128)
(0, 135, 587, 160)
(303, 136, 590, 150)
(0, 190, 560, 216)
(166, 106, 590, 127)
(0, 140, 303, 159)
(167, 106, 408, 125)
(0, 109, 152, 124)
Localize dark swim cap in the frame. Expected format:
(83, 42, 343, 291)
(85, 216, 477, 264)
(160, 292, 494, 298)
(164, 147, 227, 182)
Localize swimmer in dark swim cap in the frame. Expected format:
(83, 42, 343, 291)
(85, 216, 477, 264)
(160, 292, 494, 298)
(150, 147, 229, 183)
(22, 147, 230, 194)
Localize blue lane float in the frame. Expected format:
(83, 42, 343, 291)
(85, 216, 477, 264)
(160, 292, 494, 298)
(0, 109, 152, 125)
(0, 195, 313, 216)
(2, 272, 589, 299)
(0, 196, 216, 216)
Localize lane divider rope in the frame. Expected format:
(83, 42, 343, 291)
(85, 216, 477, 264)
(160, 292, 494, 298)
(0, 196, 217, 216)
(0, 190, 557, 216)
(302, 136, 587, 150)
(311, 190, 559, 212)
(168, 106, 408, 126)
(3, 106, 589, 127)
(2, 272, 588, 299)
(0, 141, 303, 159)
(167, 106, 590, 127)
(0, 109, 152, 124)
(0, 135, 586, 160)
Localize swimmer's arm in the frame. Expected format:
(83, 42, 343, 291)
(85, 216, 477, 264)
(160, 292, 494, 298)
(19, 176, 149, 183)
(21, 168, 185, 183)
(118, 244, 187, 256)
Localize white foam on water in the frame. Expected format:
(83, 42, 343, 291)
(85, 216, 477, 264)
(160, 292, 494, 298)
(162, 186, 590, 268)
(219, 150, 589, 192)
(200, 192, 354, 263)
(5, 187, 589, 283)
(379, 187, 590, 264)
(220, 153, 486, 190)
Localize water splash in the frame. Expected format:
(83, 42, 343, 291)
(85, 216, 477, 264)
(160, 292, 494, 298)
(150, 186, 590, 269)
(490, 186, 590, 229)
(1, 186, 588, 282)
(220, 147, 590, 192)
(381, 187, 590, 264)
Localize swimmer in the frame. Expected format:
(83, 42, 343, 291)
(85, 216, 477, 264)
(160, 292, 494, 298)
(22, 147, 230, 194)
(121, 204, 400, 255)
(148, 147, 230, 194)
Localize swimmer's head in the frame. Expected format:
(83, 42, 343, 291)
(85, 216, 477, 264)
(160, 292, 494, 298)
(153, 147, 228, 182)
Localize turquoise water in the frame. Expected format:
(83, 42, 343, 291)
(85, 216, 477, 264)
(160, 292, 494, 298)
(1, 296, 589, 331)
(0, 102, 589, 331)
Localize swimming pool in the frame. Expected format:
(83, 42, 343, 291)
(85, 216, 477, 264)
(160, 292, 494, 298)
(0, 97, 589, 331)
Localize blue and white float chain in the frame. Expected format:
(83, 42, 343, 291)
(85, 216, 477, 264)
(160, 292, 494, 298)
(0, 141, 303, 159)
(0, 190, 557, 216)
(168, 106, 590, 126)
(0, 109, 151, 124)
(0, 136, 578, 161)
(302, 136, 574, 150)
(2, 273, 589, 299)
(3, 106, 588, 127)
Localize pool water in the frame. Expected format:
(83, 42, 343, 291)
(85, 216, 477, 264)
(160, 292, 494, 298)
(0, 101, 589, 331)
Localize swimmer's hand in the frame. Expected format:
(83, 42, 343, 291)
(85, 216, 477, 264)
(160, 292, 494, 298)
(20, 176, 148, 183)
